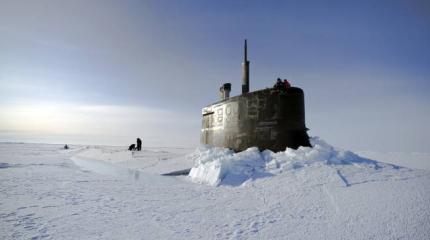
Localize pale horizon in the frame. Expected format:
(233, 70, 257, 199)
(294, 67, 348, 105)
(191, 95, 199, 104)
(1, 0, 429, 152)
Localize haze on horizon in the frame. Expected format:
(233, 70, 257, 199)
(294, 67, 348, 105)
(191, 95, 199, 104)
(0, 0, 429, 152)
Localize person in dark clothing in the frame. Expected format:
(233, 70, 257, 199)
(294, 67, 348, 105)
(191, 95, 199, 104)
(273, 78, 283, 90)
(283, 79, 291, 89)
(128, 144, 136, 151)
(136, 138, 142, 151)
(274, 78, 286, 92)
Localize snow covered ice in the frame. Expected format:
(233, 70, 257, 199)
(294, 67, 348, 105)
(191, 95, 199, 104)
(1, 138, 430, 239)
(188, 137, 409, 187)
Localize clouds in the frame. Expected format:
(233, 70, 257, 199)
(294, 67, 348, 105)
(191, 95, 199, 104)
(0, 0, 429, 151)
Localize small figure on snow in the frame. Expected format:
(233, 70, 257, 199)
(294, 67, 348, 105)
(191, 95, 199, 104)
(64, 144, 69, 150)
(136, 138, 142, 151)
(128, 144, 136, 151)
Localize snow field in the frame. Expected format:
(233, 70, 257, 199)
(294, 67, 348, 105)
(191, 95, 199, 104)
(0, 139, 429, 239)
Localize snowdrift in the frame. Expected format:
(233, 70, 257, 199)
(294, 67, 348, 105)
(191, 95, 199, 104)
(188, 137, 397, 186)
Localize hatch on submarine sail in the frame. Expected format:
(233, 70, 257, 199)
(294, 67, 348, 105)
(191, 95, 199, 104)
(200, 40, 311, 152)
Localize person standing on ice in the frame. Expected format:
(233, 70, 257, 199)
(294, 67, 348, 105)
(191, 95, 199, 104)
(136, 138, 142, 151)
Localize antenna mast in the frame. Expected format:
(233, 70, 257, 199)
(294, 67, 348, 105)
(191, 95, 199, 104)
(242, 39, 250, 94)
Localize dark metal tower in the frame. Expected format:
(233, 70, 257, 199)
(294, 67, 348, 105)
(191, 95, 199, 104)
(242, 39, 250, 94)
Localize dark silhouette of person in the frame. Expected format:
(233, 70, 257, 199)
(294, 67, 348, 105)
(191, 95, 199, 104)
(283, 79, 291, 89)
(274, 78, 284, 91)
(136, 138, 142, 151)
(128, 144, 135, 151)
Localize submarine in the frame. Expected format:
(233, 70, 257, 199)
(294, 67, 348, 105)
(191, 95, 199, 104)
(201, 40, 311, 152)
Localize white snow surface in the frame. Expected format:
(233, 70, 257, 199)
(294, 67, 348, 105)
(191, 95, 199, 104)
(1, 138, 430, 239)
(357, 150, 430, 170)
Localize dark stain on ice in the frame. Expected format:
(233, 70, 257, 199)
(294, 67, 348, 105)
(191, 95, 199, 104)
(0, 163, 12, 169)
(161, 168, 191, 176)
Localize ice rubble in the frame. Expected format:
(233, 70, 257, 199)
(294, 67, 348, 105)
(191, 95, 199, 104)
(188, 137, 383, 186)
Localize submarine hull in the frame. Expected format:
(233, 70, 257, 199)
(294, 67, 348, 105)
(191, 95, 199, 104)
(201, 87, 311, 152)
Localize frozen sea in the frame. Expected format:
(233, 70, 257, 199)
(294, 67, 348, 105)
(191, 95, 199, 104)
(0, 140, 429, 239)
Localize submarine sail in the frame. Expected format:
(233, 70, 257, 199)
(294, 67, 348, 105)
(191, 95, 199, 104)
(201, 40, 311, 152)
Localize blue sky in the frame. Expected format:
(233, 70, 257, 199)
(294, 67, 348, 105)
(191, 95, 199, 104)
(0, 0, 429, 151)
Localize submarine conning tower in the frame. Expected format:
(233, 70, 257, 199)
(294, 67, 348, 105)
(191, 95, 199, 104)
(201, 40, 311, 152)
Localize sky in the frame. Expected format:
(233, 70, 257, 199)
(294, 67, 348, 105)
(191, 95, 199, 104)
(0, 0, 429, 151)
